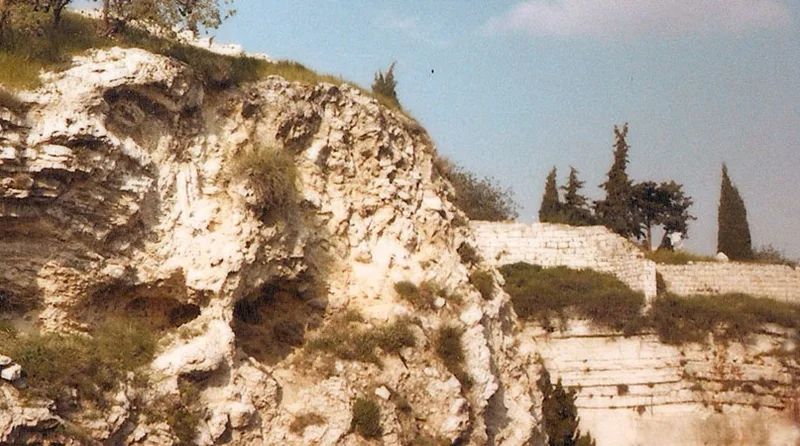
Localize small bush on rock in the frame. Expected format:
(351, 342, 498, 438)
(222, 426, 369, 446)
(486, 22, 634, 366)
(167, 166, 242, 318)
(469, 270, 494, 300)
(306, 314, 416, 367)
(436, 325, 471, 388)
(352, 397, 382, 439)
(231, 145, 297, 216)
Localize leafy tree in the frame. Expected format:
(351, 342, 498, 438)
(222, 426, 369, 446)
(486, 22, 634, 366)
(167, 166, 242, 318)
(595, 123, 638, 238)
(538, 166, 562, 223)
(537, 365, 596, 446)
(717, 164, 753, 260)
(95, 0, 233, 35)
(371, 61, 399, 107)
(560, 167, 595, 226)
(631, 181, 695, 250)
(437, 157, 518, 222)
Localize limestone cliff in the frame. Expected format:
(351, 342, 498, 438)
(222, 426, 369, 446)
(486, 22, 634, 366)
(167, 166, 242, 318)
(0, 46, 798, 446)
(0, 47, 537, 445)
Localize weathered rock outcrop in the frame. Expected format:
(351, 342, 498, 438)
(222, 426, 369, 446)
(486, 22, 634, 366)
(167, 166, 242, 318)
(0, 47, 537, 445)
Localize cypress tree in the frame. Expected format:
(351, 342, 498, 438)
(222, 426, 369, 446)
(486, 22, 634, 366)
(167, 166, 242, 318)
(539, 166, 561, 223)
(560, 167, 594, 225)
(596, 123, 638, 238)
(717, 164, 753, 260)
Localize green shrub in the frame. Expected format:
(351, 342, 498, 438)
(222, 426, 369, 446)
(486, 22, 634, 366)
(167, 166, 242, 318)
(537, 364, 596, 446)
(645, 249, 716, 265)
(2, 319, 156, 409)
(469, 270, 494, 300)
(500, 263, 645, 332)
(436, 325, 471, 388)
(752, 244, 798, 268)
(394, 280, 446, 310)
(290, 412, 326, 434)
(306, 314, 415, 367)
(457, 243, 482, 266)
(231, 146, 297, 216)
(0, 87, 22, 111)
(650, 293, 800, 345)
(164, 380, 202, 445)
(436, 157, 518, 222)
(351, 397, 382, 439)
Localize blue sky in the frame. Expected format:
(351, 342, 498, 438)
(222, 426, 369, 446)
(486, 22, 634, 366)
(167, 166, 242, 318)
(81, 1, 800, 258)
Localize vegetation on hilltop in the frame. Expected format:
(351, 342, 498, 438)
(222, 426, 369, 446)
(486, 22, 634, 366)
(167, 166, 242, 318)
(538, 124, 696, 252)
(436, 156, 519, 221)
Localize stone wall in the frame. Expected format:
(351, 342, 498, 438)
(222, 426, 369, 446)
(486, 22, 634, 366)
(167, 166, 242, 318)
(470, 222, 657, 299)
(659, 262, 800, 303)
(524, 321, 800, 446)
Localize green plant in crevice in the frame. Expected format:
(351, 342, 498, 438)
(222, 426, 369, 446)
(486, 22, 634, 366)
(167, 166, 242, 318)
(351, 397, 382, 439)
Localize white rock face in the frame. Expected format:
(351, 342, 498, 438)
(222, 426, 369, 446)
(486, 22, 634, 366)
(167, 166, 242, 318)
(0, 47, 535, 445)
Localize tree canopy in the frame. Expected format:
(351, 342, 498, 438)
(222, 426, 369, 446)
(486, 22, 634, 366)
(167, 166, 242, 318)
(560, 167, 595, 226)
(631, 181, 695, 249)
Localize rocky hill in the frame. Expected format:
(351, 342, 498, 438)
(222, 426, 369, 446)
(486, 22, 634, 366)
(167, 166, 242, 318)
(0, 47, 538, 445)
(0, 45, 798, 446)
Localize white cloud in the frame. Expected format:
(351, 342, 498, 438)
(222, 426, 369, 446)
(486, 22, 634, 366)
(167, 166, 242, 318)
(485, 0, 792, 38)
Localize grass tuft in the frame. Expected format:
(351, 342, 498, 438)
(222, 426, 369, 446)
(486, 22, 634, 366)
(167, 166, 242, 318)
(290, 412, 326, 434)
(230, 145, 297, 216)
(1, 318, 156, 410)
(645, 249, 716, 265)
(469, 270, 494, 300)
(305, 313, 416, 367)
(351, 397, 382, 439)
(436, 325, 471, 388)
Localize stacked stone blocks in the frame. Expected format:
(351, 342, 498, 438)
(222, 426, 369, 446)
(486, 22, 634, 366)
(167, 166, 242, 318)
(470, 222, 657, 299)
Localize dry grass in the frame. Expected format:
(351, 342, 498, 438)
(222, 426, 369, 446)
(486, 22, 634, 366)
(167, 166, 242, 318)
(644, 249, 717, 265)
(1, 319, 156, 410)
(230, 145, 297, 216)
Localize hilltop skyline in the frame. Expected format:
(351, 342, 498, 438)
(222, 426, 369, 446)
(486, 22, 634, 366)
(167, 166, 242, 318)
(76, 0, 800, 258)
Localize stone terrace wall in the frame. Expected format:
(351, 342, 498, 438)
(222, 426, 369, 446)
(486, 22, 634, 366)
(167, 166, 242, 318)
(659, 262, 800, 303)
(470, 222, 657, 299)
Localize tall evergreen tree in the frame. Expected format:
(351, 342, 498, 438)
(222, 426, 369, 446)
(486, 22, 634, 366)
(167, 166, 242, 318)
(595, 123, 639, 238)
(560, 167, 595, 226)
(539, 166, 561, 223)
(717, 164, 753, 260)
